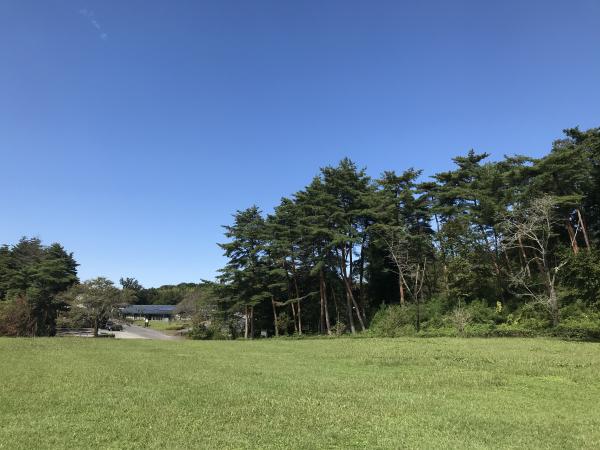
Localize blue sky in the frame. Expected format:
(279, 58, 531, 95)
(1, 0, 599, 287)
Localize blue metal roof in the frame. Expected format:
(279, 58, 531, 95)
(121, 305, 176, 315)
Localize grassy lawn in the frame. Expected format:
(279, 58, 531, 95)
(132, 319, 188, 333)
(0, 338, 599, 449)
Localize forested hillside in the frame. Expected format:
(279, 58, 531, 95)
(204, 126, 600, 339)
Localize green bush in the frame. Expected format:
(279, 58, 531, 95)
(423, 295, 453, 317)
(370, 305, 416, 337)
(189, 320, 233, 340)
(552, 313, 600, 341)
(492, 323, 537, 338)
(0, 298, 32, 336)
(189, 324, 211, 340)
(367, 300, 600, 341)
(513, 302, 551, 325)
(56, 312, 91, 329)
(464, 323, 494, 337)
(465, 300, 502, 324)
(416, 327, 458, 337)
(330, 322, 347, 336)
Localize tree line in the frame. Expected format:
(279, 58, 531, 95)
(118, 278, 200, 305)
(206, 126, 600, 338)
(0, 238, 203, 336)
(1, 125, 599, 338)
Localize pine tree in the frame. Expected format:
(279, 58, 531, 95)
(0, 238, 78, 336)
(218, 206, 271, 338)
(318, 158, 373, 333)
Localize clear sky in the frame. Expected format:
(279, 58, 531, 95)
(1, 0, 599, 287)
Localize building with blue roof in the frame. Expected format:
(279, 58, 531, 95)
(120, 305, 176, 321)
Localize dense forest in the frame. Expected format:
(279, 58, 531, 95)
(203, 126, 600, 339)
(1, 126, 599, 338)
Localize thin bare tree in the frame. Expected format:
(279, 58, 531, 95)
(378, 225, 410, 306)
(501, 196, 567, 326)
(377, 226, 427, 322)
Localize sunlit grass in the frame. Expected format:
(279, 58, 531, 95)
(132, 319, 188, 331)
(1, 337, 599, 449)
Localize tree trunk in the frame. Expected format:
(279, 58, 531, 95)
(340, 246, 365, 331)
(442, 263, 449, 297)
(566, 220, 579, 254)
(297, 299, 302, 335)
(339, 247, 356, 334)
(415, 291, 421, 332)
(517, 236, 531, 277)
(319, 268, 331, 335)
(345, 277, 366, 331)
(271, 296, 279, 337)
(358, 236, 368, 322)
(250, 305, 254, 339)
(319, 280, 325, 334)
(43, 307, 49, 337)
(576, 209, 591, 251)
(434, 213, 450, 295)
(244, 305, 249, 339)
(349, 243, 366, 323)
(320, 269, 331, 335)
(344, 283, 356, 334)
(331, 284, 340, 325)
(291, 258, 302, 335)
(290, 259, 302, 336)
(549, 283, 559, 327)
(399, 272, 405, 306)
(93, 317, 99, 338)
(414, 262, 426, 332)
(290, 302, 298, 333)
(544, 268, 560, 327)
(284, 260, 298, 333)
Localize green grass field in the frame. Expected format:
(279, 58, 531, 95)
(132, 319, 188, 333)
(1, 337, 599, 449)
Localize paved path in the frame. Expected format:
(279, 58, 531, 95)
(110, 324, 182, 340)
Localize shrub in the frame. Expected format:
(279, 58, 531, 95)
(423, 295, 453, 317)
(417, 327, 458, 337)
(464, 323, 494, 337)
(189, 319, 233, 340)
(514, 302, 551, 325)
(465, 300, 501, 324)
(552, 313, 600, 341)
(0, 298, 33, 336)
(492, 323, 538, 338)
(365, 298, 600, 340)
(370, 305, 416, 337)
(449, 307, 472, 336)
(276, 312, 291, 335)
(330, 322, 347, 336)
(56, 311, 91, 329)
(559, 249, 600, 307)
(189, 324, 212, 340)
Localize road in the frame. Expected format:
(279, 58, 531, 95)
(110, 324, 182, 340)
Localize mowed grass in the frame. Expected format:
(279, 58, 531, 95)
(1, 338, 599, 449)
(132, 319, 187, 333)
